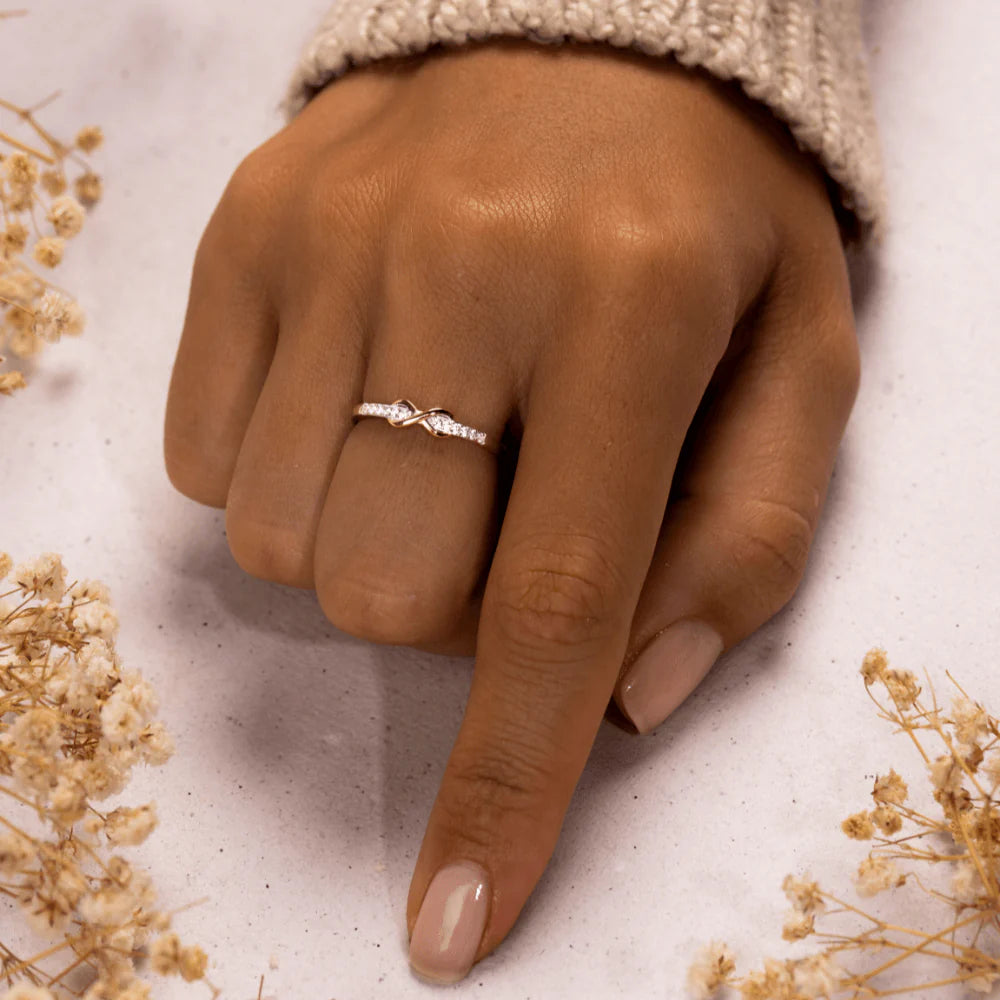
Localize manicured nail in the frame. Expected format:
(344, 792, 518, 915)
(409, 861, 490, 984)
(620, 619, 724, 734)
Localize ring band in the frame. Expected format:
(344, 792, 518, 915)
(352, 399, 496, 452)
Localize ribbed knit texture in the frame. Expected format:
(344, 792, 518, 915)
(285, 0, 886, 241)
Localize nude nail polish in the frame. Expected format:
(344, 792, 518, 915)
(409, 861, 490, 984)
(620, 619, 724, 734)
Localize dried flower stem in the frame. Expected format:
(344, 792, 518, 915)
(0, 132, 52, 164)
(838, 911, 985, 982)
(5, 940, 76, 982)
(45, 949, 96, 991)
(864, 682, 932, 766)
(688, 647, 1000, 999)
(0, 98, 66, 158)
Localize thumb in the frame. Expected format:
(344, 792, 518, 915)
(615, 274, 861, 733)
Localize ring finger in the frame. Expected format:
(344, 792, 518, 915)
(313, 299, 514, 649)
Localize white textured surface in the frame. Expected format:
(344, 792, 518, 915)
(2, 2, 997, 998)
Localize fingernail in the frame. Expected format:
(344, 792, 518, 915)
(409, 861, 490, 984)
(620, 619, 724, 734)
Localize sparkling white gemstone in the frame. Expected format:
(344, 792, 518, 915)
(359, 402, 485, 445)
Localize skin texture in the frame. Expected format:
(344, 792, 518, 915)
(164, 37, 860, 976)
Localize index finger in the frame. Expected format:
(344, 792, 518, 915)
(405, 305, 727, 983)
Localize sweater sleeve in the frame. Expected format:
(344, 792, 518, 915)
(284, 0, 885, 242)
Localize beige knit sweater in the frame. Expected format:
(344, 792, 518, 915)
(285, 0, 885, 241)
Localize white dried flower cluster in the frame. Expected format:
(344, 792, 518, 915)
(686, 941, 735, 1000)
(1, 115, 103, 395)
(0, 553, 210, 999)
(854, 856, 904, 898)
(779, 873, 823, 943)
(692, 952, 843, 1000)
(30, 290, 85, 346)
(688, 647, 1000, 999)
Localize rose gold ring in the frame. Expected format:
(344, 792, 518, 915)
(351, 399, 497, 452)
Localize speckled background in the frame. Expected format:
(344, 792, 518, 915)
(2, 2, 997, 997)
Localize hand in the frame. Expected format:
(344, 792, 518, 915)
(164, 38, 859, 983)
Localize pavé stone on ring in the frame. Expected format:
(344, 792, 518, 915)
(351, 399, 496, 452)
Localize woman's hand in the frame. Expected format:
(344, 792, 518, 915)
(164, 38, 859, 983)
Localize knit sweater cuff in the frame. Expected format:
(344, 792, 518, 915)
(285, 0, 886, 241)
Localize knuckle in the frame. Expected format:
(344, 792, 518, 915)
(225, 510, 312, 587)
(725, 497, 816, 609)
(163, 442, 229, 509)
(797, 295, 862, 414)
(442, 734, 557, 835)
(487, 532, 625, 654)
(827, 326, 862, 399)
(584, 206, 673, 279)
(218, 145, 293, 231)
(316, 571, 443, 646)
(435, 179, 539, 241)
(664, 227, 727, 300)
(776, 249, 861, 403)
(588, 208, 728, 322)
(575, 206, 734, 350)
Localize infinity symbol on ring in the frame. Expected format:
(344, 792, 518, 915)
(386, 399, 454, 437)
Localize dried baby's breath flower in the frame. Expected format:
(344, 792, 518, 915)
(781, 908, 814, 941)
(792, 952, 841, 998)
(737, 957, 795, 999)
(4, 151, 38, 187)
(31, 236, 64, 268)
(0, 268, 36, 304)
(3, 985, 57, 1000)
(150, 931, 206, 980)
(75, 126, 103, 153)
(952, 858, 982, 905)
(47, 196, 85, 239)
(985, 751, 1000, 788)
(859, 646, 887, 685)
(0, 830, 33, 873)
(869, 804, 902, 835)
(854, 855, 903, 897)
(1, 75, 102, 393)
(2, 221, 28, 254)
(689, 647, 1000, 998)
(0, 368, 24, 394)
(870, 767, 907, 806)
(105, 803, 158, 846)
(68, 578, 111, 603)
(840, 811, 874, 840)
(962, 967, 1000, 994)
(950, 694, 990, 747)
(929, 753, 964, 794)
(32, 289, 84, 344)
(74, 172, 102, 208)
(781, 873, 825, 916)
(882, 667, 920, 709)
(179, 946, 209, 982)
(13, 550, 66, 599)
(0, 553, 214, 998)
(686, 940, 735, 999)
(39, 170, 66, 196)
